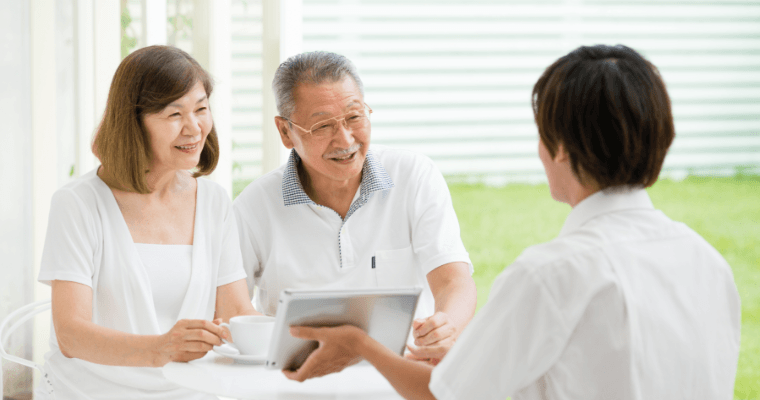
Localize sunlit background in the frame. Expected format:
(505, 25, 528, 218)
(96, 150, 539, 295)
(2, 0, 759, 398)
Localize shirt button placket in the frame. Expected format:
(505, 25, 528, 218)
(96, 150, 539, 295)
(340, 224, 354, 270)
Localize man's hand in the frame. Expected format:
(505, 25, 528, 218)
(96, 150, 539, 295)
(283, 325, 365, 382)
(406, 312, 457, 365)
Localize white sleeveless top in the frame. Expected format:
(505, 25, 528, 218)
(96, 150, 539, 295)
(134, 244, 193, 333)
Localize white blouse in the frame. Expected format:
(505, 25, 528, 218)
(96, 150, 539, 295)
(429, 188, 741, 400)
(37, 169, 247, 400)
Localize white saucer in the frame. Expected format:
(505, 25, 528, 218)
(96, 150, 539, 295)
(213, 344, 267, 364)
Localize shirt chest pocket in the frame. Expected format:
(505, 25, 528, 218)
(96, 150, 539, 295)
(373, 245, 419, 288)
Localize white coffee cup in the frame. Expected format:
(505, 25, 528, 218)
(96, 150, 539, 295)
(219, 315, 275, 356)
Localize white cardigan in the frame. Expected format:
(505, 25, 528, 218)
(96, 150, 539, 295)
(37, 169, 246, 400)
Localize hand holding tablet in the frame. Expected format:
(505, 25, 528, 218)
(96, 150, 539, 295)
(283, 325, 366, 381)
(267, 287, 422, 372)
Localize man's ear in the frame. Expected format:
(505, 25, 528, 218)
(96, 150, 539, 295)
(275, 117, 294, 149)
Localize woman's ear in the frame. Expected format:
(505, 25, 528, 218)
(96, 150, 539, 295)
(554, 143, 569, 163)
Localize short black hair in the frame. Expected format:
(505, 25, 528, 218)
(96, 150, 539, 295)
(532, 44, 675, 189)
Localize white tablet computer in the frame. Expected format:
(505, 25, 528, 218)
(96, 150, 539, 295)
(266, 287, 422, 371)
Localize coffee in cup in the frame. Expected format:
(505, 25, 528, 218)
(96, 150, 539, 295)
(219, 315, 275, 356)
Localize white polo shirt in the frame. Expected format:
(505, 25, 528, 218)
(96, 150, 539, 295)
(429, 188, 741, 400)
(233, 146, 472, 319)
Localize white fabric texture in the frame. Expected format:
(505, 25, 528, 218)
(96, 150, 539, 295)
(37, 168, 247, 400)
(429, 188, 741, 400)
(135, 244, 193, 333)
(233, 145, 472, 320)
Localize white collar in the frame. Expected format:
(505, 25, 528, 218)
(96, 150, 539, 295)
(559, 187, 654, 236)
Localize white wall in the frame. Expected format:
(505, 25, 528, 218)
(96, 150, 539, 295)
(1, 1, 119, 396)
(0, 1, 34, 397)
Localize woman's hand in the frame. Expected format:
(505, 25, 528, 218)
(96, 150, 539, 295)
(286, 325, 438, 400)
(152, 319, 228, 366)
(283, 325, 366, 382)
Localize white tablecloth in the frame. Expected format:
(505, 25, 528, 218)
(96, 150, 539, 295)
(163, 352, 403, 400)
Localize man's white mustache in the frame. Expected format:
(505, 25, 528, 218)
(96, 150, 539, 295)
(325, 144, 362, 158)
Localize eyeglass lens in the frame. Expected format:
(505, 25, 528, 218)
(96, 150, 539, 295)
(309, 108, 370, 136)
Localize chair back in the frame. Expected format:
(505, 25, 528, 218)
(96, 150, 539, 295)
(0, 299, 53, 395)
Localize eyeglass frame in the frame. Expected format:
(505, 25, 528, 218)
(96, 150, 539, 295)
(282, 103, 373, 137)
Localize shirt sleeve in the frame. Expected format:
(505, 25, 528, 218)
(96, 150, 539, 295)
(429, 260, 570, 400)
(409, 157, 472, 275)
(232, 194, 262, 298)
(216, 195, 248, 288)
(38, 188, 98, 287)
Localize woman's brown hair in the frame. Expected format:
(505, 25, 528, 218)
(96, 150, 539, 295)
(532, 44, 675, 189)
(94, 45, 219, 193)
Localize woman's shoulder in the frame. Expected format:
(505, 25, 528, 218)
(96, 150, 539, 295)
(44, 169, 113, 233)
(196, 175, 229, 195)
(196, 176, 234, 211)
(52, 168, 109, 209)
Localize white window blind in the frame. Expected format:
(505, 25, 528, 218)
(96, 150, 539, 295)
(230, 0, 760, 185)
(230, 0, 263, 182)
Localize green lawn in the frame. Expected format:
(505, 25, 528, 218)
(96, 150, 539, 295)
(449, 175, 760, 400)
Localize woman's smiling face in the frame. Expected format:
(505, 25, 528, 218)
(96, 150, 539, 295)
(142, 81, 212, 172)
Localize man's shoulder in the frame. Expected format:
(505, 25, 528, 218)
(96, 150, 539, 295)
(371, 145, 438, 179)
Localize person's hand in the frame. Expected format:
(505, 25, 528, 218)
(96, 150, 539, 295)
(406, 312, 457, 365)
(152, 319, 228, 366)
(212, 317, 233, 343)
(282, 325, 365, 382)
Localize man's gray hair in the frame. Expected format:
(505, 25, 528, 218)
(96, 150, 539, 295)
(273, 51, 364, 119)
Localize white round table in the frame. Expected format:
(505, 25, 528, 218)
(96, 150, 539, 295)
(162, 352, 403, 399)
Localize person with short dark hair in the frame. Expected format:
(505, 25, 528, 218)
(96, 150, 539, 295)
(37, 45, 260, 400)
(533, 44, 675, 191)
(285, 45, 741, 400)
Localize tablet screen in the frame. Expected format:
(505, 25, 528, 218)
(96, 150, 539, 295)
(266, 287, 421, 371)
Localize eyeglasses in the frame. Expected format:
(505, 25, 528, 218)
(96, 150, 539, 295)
(285, 104, 373, 137)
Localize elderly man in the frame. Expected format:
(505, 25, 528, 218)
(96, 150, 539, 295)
(232, 51, 477, 375)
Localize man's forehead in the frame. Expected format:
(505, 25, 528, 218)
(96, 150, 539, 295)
(309, 99, 362, 118)
(292, 78, 363, 119)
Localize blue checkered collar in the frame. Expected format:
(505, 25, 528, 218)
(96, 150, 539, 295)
(281, 148, 394, 213)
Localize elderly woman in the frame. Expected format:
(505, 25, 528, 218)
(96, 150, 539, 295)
(36, 45, 259, 399)
(285, 45, 741, 399)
